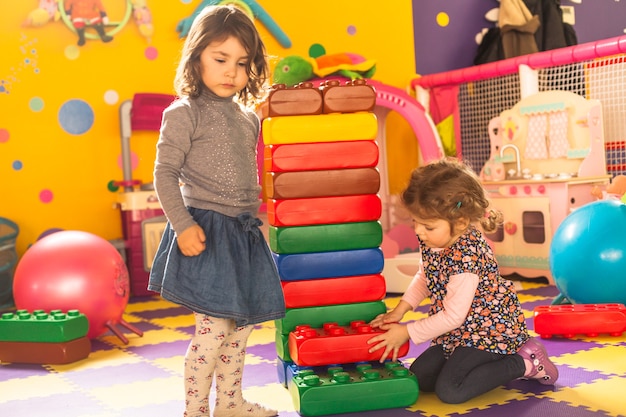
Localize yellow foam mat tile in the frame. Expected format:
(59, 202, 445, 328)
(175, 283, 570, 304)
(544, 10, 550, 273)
(554, 345, 626, 375)
(408, 387, 528, 416)
(0, 373, 76, 401)
(545, 376, 626, 416)
(123, 298, 179, 313)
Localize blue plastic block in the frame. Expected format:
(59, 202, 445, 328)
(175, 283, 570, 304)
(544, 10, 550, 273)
(273, 248, 384, 281)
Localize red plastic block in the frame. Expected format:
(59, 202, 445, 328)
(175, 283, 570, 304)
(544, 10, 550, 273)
(321, 79, 377, 114)
(533, 303, 626, 338)
(265, 167, 380, 199)
(264, 141, 379, 173)
(0, 336, 91, 364)
(267, 194, 382, 227)
(267, 82, 323, 116)
(281, 274, 386, 308)
(289, 321, 410, 367)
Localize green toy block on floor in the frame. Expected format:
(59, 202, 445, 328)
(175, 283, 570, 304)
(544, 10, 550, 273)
(0, 309, 89, 343)
(275, 301, 387, 335)
(289, 361, 419, 416)
(269, 221, 382, 254)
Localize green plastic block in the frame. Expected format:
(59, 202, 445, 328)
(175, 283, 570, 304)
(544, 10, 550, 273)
(0, 309, 89, 343)
(289, 361, 419, 416)
(269, 221, 382, 254)
(275, 301, 387, 335)
(275, 329, 291, 362)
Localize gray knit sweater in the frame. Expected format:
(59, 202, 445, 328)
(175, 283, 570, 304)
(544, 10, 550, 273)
(153, 89, 262, 234)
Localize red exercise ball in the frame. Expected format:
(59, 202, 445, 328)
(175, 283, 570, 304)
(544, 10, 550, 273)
(13, 230, 130, 339)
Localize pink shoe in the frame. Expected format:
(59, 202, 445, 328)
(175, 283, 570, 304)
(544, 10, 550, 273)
(518, 337, 558, 385)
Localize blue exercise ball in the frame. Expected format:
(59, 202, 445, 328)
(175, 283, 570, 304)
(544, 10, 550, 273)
(550, 199, 626, 305)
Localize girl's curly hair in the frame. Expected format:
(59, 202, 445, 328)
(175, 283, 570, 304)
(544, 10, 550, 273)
(401, 157, 503, 233)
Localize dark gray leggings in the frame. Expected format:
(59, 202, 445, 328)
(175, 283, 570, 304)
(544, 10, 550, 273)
(409, 345, 526, 404)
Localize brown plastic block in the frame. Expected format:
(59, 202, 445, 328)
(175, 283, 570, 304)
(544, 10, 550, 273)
(268, 82, 323, 116)
(265, 167, 380, 199)
(0, 337, 91, 364)
(322, 79, 377, 114)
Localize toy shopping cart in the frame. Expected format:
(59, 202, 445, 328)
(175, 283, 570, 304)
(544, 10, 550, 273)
(116, 93, 175, 296)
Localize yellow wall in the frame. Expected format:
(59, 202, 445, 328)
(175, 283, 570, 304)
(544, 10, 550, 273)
(1, 1, 420, 257)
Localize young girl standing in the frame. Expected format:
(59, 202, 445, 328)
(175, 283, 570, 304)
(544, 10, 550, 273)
(148, 6, 285, 417)
(368, 158, 558, 404)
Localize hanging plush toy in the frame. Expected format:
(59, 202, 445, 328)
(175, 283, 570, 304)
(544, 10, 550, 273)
(273, 52, 376, 87)
(64, 0, 113, 46)
(22, 0, 60, 27)
(131, 0, 154, 43)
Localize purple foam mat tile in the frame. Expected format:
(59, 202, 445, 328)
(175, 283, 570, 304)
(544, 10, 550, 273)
(121, 320, 162, 333)
(446, 395, 614, 417)
(90, 338, 117, 351)
(177, 324, 195, 336)
(405, 341, 429, 360)
(554, 364, 619, 388)
(517, 285, 561, 298)
(129, 295, 162, 303)
(505, 376, 563, 394)
(126, 339, 189, 360)
(0, 363, 50, 381)
(131, 305, 192, 320)
(1, 392, 106, 417)
(522, 298, 556, 313)
(242, 361, 283, 388)
(538, 338, 604, 357)
(247, 342, 282, 362)
(61, 361, 177, 390)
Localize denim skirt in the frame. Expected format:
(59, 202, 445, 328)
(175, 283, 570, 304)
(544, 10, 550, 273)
(148, 208, 286, 326)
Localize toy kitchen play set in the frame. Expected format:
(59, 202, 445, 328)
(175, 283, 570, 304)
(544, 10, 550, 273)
(479, 90, 610, 283)
(116, 94, 174, 296)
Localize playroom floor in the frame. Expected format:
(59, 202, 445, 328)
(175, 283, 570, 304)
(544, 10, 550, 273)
(1, 280, 625, 417)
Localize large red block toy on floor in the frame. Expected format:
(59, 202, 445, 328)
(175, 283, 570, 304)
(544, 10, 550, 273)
(12, 230, 143, 343)
(534, 303, 626, 338)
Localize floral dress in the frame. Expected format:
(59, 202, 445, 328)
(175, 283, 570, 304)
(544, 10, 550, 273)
(420, 226, 529, 358)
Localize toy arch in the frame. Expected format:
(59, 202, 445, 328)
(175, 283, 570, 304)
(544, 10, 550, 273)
(58, 0, 133, 40)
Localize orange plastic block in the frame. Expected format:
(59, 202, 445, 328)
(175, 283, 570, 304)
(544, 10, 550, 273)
(267, 82, 323, 116)
(321, 79, 377, 114)
(533, 303, 626, 338)
(281, 274, 386, 308)
(263, 141, 379, 173)
(265, 167, 380, 199)
(289, 321, 410, 367)
(267, 194, 382, 227)
(0, 336, 91, 364)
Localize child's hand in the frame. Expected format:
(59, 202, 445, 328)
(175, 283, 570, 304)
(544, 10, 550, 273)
(177, 225, 206, 256)
(369, 309, 404, 328)
(367, 323, 410, 362)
